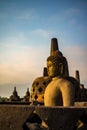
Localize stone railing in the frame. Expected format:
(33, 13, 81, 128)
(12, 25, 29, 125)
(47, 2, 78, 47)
(0, 104, 87, 130)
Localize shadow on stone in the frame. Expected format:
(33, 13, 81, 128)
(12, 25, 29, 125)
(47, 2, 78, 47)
(23, 112, 42, 130)
(23, 111, 50, 130)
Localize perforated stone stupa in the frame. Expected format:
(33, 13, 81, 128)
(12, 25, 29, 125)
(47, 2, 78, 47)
(30, 68, 51, 104)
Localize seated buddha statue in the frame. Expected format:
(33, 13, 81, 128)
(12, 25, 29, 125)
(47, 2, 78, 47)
(44, 50, 75, 106)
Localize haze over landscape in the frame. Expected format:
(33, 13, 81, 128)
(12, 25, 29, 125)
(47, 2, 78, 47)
(0, 0, 87, 98)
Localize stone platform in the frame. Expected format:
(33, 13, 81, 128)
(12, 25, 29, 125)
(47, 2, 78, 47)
(0, 104, 87, 130)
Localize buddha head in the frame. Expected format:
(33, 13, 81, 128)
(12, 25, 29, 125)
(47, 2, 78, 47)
(47, 50, 68, 78)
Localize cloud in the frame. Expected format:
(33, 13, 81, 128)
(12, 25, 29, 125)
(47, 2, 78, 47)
(65, 8, 81, 15)
(0, 53, 44, 85)
(0, 32, 25, 48)
(0, 34, 50, 84)
(16, 9, 38, 20)
(0, 12, 9, 19)
(0, 30, 87, 88)
(30, 29, 57, 39)
(0, 6, 38, 21)
(62, 44, 87, 86)
(49, 7, 81, 26)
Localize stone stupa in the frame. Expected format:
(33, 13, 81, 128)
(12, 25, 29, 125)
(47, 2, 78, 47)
(9, 86, 20, 102)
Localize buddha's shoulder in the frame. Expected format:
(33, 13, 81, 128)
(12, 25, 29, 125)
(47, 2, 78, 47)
(55, 77, 73, 85)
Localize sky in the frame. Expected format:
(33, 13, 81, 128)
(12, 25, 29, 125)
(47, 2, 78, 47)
(0, 0, 87, 98)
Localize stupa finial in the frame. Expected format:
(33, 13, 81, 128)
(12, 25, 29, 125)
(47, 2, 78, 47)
(50, 38, 59, 56)
(75, 70, 80, 84)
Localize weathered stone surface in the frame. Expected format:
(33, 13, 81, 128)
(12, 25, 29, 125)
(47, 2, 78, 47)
(0, 105, 87, 130)
(44, 77, 76, 106)
(36, 106, 85, 130)
(75, 102, 87, 106)
(0, 105, 35, 130)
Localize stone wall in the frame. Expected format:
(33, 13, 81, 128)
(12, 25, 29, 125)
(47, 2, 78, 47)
(0, 105, 87, 130)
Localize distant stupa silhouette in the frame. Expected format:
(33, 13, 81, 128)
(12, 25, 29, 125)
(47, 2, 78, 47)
(75, 70, 80, 85)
